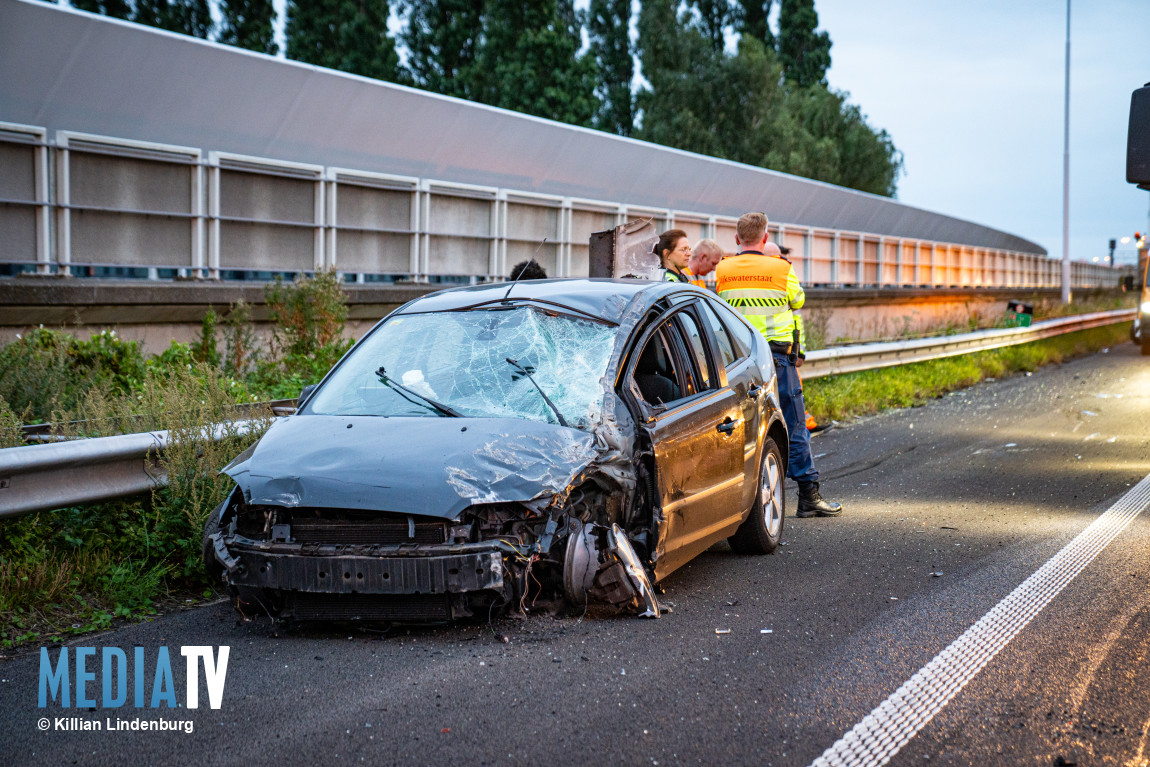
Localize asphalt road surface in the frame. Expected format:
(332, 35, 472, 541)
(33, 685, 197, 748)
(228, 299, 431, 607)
(3, 342, 1149, 767)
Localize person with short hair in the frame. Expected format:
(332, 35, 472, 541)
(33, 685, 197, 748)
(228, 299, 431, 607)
(655, 229, 691, 282)
(715, 212, 842, 518)
(687, 239, 723, 289)
(509, 259, 547, 281)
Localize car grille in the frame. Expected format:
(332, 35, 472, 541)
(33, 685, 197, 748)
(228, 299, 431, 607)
(289, 517, 447, 545)
(287, 593, 451, 622)
(238, 507, 449, 544)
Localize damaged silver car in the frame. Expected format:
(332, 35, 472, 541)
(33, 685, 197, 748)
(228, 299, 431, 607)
(204, 279, 789, 623)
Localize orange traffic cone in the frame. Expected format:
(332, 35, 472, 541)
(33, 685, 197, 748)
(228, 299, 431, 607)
(796, 363, 819, 432)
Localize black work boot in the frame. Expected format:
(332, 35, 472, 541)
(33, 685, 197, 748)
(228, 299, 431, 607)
(796, 482, 843, 518)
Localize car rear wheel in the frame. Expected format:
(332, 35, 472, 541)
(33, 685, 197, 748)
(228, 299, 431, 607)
(728, 436, 784, 554)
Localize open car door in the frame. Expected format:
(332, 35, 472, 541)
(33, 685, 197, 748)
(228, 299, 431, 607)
(624, 303, 746, 580)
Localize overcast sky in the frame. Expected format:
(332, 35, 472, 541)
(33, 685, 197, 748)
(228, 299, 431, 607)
(277, 0, 1148, 264)
(815, 0, 1149, 265)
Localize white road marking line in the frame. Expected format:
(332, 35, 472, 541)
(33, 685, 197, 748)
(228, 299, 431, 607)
(810, 472, 1150, 767)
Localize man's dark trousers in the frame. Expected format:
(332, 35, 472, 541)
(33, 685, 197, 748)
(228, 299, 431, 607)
(772, 352, 817, 483)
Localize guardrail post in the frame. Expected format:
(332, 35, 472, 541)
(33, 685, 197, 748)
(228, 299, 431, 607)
(877, 236, 885, 287)
(492, 189, 506, 279)
(803, 228, 812, 284)
(54, 134, 71, 277)
(208, 161, 221, 279)
(418, 179, 431, 282)
(324, 173, 337, 274)
(33, 131, 51, 275)
(856, 236, 864, 285)
(830, 232, 840, 286)
(190, 161, 205, 279)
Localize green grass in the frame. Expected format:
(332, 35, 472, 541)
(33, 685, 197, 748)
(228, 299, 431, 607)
(0, 366, 274, 648)
(804, 323, 1130, 423)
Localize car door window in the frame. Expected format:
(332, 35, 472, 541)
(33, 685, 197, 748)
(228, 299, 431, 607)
(698, 301, 737, 370)
(631, 328, 684, 406)
(674, 310, 713, 390)
(708, 298, 755, 360)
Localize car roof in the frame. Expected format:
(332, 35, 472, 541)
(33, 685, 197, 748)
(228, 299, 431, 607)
(394, 278, 704, 325)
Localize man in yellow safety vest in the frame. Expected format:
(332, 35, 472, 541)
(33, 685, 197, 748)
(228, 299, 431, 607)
(715, 212, 842, 518)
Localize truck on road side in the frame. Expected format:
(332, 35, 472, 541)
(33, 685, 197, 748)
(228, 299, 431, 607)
(1126, 82, 1150, 354)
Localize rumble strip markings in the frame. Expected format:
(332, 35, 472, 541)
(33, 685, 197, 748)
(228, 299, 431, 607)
(810, 471, 1150, 767)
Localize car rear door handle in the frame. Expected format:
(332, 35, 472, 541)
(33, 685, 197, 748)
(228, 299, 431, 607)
(716, 417, 743, 435)
(747, 385, 763, 399)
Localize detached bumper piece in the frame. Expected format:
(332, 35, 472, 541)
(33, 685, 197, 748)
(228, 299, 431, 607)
(227, 549, 504, 595)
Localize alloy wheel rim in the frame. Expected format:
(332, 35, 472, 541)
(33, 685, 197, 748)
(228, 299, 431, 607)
(762, 451, 784, 537)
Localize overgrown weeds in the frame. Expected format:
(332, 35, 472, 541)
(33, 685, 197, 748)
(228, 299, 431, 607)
(0, 274, 351, 646)
(804, 323, 1129, 422)
(0, 328, 146, 421)
(0, 365, 274, 647)
(259, 270, 353, 393)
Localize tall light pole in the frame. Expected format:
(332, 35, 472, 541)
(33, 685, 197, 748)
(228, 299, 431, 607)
(1061, 0, 1072, 304)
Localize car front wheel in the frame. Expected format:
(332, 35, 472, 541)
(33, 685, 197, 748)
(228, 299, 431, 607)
(728, 436, 785, 554)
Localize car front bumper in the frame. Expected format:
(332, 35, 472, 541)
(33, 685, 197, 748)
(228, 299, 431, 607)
(213, 536, 505, 596)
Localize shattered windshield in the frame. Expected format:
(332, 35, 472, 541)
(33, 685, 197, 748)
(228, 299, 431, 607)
(305, 307, 618, 431)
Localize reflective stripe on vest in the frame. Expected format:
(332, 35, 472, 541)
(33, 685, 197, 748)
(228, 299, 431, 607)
(715, 254, 804, 345)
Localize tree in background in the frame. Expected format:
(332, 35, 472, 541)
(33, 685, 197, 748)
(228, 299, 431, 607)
(132, 0, 212, 38)
(167, 0, 213, 38)
(400, 0, 485, 99)
(218, 0, 278, 55)
(777, 0, 831, 87)
(635, 0, 901, 196)
(690, 0, 739, 55)
(473, 0, 596, 126)
(285, 0, 401, 82)
(736, 0, 774, 48)
(70, 0, 133, 20)
(587, 0, 634, 136)
(636, 0, 711, 153)
(787, 86, 902, 196)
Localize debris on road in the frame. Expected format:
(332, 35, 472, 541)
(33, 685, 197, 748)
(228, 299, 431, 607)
(715, 629, 731, 635)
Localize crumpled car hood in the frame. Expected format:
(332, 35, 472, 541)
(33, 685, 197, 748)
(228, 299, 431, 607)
(223, 415, 600, 520)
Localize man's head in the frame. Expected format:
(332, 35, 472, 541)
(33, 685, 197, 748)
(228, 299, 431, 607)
(763, 242, 782, 257)
(689, 239, 723, 277)
(509, 259, 547, 281)
(736, 212, 768, 252)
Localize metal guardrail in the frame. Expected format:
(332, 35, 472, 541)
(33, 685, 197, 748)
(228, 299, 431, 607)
(0, 309, 1134, 518)
(19, 399, 297, 442)
(801, 309, 1135, 379)
(0, 421, 266, 518)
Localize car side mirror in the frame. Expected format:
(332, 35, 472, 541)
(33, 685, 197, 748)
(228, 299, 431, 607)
(297, 384, 318, 409)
